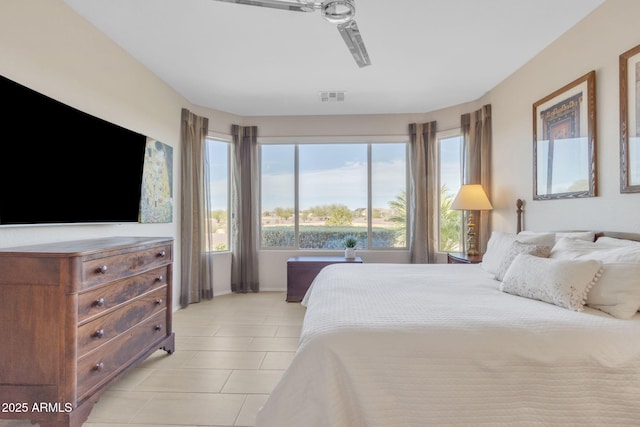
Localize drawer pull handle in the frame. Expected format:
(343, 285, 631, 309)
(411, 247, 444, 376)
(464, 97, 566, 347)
(97, 265, 108, 274)
(155, 298, 163, 305)
(154, 324, 163, 331)
(93, 298, 105, 307)
(93, 362, 104, 372)
(157, 250, 166, 258)
(93, 329, 105, 339)
(155, 275, 164, 282)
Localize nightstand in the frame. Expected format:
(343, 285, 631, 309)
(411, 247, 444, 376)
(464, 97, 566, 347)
(286, 256, 363, 302)
(447, 252, 483, 264)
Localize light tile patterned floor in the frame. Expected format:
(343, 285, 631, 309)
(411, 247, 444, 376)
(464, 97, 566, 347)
(0, 292, 305, 427)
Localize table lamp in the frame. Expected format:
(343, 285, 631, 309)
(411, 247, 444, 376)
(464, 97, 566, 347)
(451, 184, 493, 256)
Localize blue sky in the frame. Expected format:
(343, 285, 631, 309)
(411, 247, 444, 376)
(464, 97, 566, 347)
(207, 139, 465, 211)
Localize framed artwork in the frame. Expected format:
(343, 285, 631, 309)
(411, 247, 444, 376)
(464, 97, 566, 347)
(139, 138, 174, 223)
(620, 43, 640, 193)
(532, 70, 597, 200)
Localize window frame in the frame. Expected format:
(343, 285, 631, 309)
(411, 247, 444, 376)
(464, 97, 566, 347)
(436, 129, 464, 253)
(259, 136, 409, 251)
(204, 135, 232, 253)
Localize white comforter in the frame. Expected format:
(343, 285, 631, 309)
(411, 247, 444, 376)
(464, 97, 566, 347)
(256, 263, 640, 427)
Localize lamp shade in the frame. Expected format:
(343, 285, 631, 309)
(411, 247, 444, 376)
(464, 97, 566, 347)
(451, 184, 493, 211)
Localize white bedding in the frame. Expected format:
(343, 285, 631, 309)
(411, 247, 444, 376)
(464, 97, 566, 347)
(256, 263, 640, 426)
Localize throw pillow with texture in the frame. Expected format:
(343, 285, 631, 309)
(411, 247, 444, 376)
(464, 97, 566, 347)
(494, 240, 551, 281)
(500, 254, 602, 312)
(482, 231, 554, 278)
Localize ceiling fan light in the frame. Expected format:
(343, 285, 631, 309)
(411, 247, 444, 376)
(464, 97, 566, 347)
(321, 0, 355, 24)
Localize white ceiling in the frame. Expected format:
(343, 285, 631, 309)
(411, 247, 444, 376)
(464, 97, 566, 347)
(63, 0, 603, 117)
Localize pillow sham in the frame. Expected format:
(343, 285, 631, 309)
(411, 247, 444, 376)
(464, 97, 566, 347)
(500, 254, 602, 312)
(587, 263, 640, 319)
(482, 231, 554, 278)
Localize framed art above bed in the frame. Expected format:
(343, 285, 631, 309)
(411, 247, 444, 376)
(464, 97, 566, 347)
(533, 70, 597, 200)
(620, 42, 640, 193)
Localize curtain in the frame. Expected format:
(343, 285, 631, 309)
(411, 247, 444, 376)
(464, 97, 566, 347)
(230, 124, 259, 293)
(461, 104, 492, 253)
(180, 108, 214, 307)
(408, 121, 438, 264)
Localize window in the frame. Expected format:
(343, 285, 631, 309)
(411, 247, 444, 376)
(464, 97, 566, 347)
(261, 141, 408, 250)
(437, 131, 463, 252)
(205, 137, 230, 251)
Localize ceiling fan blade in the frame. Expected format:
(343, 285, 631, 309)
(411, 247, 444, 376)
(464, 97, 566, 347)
(337, 20, 371, 67)
(213, 0, 315, 12)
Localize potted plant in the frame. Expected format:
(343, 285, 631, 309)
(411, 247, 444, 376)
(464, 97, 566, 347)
(343, 236, 358, 259)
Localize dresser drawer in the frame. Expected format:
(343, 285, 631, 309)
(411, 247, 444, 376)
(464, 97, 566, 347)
(82, 244, 172, 289)
(77, 286, 167, 357)
(77, 309, 167, 400)
(78, 267, 168, 323)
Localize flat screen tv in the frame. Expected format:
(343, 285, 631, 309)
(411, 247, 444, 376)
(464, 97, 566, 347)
(0, 75, 147, 225)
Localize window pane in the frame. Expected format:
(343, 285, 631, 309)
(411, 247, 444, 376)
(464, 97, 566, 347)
(261, 145, 295, 247)
(299, 144, 367, 249)
(439, 135, 463, 252)
(206, 139, 229, 251)
(371, 144, 407, 248)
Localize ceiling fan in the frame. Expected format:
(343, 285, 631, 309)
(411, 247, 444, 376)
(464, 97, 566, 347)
(213, 0, 371, 67)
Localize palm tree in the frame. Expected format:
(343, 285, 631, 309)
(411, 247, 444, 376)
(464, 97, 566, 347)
(388, 187, 462, 251)
(439, 185, 462, 251)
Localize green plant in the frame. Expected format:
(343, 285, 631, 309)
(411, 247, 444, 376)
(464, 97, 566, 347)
(343, 235, 358, 248)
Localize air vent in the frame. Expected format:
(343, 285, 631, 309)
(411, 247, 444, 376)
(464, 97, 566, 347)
(320, 91, 346, 102)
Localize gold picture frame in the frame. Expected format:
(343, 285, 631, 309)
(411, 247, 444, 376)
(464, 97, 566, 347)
(532, 70, 597, 200)
(620, 43, 640, 193)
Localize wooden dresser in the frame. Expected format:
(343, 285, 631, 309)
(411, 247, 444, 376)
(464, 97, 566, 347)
(0, 236, 175, 427)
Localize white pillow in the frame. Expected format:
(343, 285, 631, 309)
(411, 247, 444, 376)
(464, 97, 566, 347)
(516, 231, 557, 248)
(548, 238, 640, 317)
(555, 231, 596, 242)
(587, 263, 640, 319)
(551, 237, 640, 263)
(518, 230, 595, 244)
(595, 236, 640, 248)
(500, 254, 602, 312)
(482, 231, 554, 278)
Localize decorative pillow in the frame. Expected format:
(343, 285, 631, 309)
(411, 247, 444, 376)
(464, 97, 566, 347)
(494, 241, 551, 281)
(587, 263, 640, 319)
(500, 254, 602, 312)
(482, 231, 554, 278)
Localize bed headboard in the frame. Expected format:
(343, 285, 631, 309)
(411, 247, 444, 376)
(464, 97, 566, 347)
(515, 198, 640, 242)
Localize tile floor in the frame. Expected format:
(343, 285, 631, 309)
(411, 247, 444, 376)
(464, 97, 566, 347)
(1, 292, 305, 427)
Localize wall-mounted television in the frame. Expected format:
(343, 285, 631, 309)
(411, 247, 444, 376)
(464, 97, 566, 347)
(0, 75, 147, 226)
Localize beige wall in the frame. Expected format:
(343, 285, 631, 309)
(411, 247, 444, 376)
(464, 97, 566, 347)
(487, 0, 640, 233)
(2, 0, 638, 295)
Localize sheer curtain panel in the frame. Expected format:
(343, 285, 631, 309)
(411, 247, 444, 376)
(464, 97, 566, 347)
(461, 104, 492, 253)
(180, 108, 214, 307)
(409, 121, 438, 264)
(231, 125, 259, 293)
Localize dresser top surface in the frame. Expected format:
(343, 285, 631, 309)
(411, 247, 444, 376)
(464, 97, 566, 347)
(0, 236, 173, 256)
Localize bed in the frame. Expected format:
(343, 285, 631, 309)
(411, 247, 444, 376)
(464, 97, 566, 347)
(255, 202, 640, 426)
